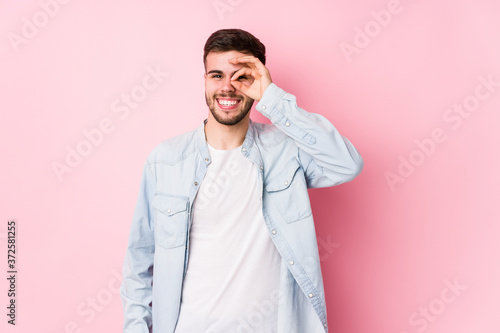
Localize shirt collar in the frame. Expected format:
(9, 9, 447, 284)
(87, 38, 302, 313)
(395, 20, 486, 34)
(195, 118, 256, 166)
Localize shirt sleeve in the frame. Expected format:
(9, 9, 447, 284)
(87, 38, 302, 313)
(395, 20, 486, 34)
(255, 83, 363, 188)
(120, 161, 156, 332)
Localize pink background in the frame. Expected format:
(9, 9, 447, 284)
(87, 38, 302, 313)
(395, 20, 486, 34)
(1, 0, 499, 332)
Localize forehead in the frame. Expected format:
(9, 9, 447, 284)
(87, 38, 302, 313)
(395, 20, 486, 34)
(205, 50, 250, 72)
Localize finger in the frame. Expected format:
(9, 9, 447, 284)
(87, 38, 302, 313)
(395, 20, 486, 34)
(229, 56, 263, 70)
(228, 55, 258, 63)
(230, 80, 244, 92)
(230, 76, 252, 93)
(230, 67, 255, 82)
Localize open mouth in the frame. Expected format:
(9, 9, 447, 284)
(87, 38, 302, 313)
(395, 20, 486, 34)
(216, 98, 241, 110)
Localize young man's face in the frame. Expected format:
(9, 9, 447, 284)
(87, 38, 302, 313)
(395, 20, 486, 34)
(204, 50, 255, 126)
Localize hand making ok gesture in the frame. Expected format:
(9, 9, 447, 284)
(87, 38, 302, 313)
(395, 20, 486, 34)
(229, 56, 273, 101)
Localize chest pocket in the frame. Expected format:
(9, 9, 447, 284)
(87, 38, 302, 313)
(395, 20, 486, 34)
(152, 194, 189, 249)
(265, 158, 312, 223)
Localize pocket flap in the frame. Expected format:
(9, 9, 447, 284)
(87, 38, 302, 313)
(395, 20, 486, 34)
(265, 158, 301, 192)
(153, 194, 189, 216)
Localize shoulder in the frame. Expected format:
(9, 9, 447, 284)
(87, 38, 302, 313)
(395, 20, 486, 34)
(252, 121, 291, 148)
(146, 127, 198, 165)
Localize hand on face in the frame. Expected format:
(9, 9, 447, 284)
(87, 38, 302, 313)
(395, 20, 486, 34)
(228, 56, 272, 102)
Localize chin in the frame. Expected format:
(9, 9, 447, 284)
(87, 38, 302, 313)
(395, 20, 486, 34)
(210, 108, 250, 126)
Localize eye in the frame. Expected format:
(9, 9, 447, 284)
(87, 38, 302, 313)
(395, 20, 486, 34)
(210, 74, 222, 79)
(237, 75, 247, 80)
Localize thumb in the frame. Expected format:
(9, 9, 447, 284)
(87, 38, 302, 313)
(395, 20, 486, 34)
(230, 80, 244, 92)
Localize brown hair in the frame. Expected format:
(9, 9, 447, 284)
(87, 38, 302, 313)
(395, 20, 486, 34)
(203, 29, 266, 68)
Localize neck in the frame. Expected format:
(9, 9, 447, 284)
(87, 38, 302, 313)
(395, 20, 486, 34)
(204, 116, 249, 150)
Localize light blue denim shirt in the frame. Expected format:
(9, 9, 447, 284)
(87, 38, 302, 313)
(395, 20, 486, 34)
(120, 83, 363, 333)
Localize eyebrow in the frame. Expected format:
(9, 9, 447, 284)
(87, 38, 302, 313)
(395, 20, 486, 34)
(206, 69, 242, 76)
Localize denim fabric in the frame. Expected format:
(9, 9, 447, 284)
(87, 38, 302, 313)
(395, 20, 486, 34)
(120, 83, 363, 332)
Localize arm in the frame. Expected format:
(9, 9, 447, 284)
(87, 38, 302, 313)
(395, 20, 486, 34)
(229, 56, 363, 188)
(120, 162, 155, 332)
(256, 83, 363, 187)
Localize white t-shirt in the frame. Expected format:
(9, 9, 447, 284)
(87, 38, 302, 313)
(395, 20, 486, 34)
(174, 143, 281, 333)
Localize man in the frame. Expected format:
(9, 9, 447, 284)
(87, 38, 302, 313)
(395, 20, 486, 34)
(120, 28, 363, 333)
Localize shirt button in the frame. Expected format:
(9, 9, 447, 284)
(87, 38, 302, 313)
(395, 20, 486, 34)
(271, 230, 277, 235)
(167, 209, 171, 213)
(260, 165, 263, 170)
(262, 105, 267, 110)
(284, 181, 289, 186)
(242, 147, 247, 152)
(285, 121, 290, 127)
(205, 158, 209, 162)
(308, 293, 313, 298)
(324, 323, 327, 328)
(289, 260, 294, 265)
(194, 181, 198, 186)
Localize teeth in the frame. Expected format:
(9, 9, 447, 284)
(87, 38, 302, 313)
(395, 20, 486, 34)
(218, 99, 238, 106)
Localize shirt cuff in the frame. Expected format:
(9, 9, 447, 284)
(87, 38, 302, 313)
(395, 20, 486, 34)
(255, 83, 287, 119)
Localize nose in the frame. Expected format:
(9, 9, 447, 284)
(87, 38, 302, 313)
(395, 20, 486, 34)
(221, 76, 235, 93)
